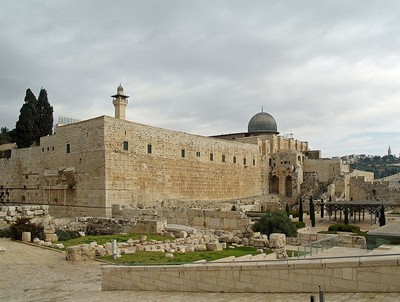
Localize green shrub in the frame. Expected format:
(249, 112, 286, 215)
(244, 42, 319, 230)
(0, 227, 12, 238)
(10, 217, 44, 240)
(253, 211, 297, 237)
(55, 230, 80, 241)
(292, 221, 306, 229)
(328, 224, 360, 233)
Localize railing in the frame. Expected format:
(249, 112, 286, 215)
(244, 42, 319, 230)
(101, 252, 400, 267)
(296, 236, 343, 258)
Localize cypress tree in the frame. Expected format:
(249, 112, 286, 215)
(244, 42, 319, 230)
(320, 198, 324, 218)
(310, 196, 316, 227)
(36, 88, 53, 142)
(299, 199, 303, 222)
(285, 203, 290, 217)
(15, 89, 39, 148)
(344, 207, 349, 225)
(379, 205, 386, 227)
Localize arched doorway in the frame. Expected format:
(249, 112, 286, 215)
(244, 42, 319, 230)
(270, 175, 279, 194)
(285, 175, 292, 197)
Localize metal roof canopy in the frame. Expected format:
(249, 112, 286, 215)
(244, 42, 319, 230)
(321, 200, 392, 215)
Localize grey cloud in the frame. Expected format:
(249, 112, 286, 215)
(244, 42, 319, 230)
(1, 0, 400, 157)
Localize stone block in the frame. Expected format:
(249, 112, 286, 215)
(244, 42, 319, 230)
(194, 244, 207, 251)
(269, 233, 286, 249)
(45, 233, 58, 243)
(54, 243, 65, 249)
(178, 231, 188, 238)
(66, 244, 96, 261)
(34, 210, 44, 216)
(206, 242, 223, 251)
(22, 232, 31, 242)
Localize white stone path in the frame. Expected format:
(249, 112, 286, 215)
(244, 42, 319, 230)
(0, 238, 398, 302)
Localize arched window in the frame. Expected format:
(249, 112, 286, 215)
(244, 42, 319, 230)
(285, 175, 293, 197)
(270, 175, 279, 194)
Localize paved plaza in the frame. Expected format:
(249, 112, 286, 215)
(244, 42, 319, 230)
(0, 238, 399, 302)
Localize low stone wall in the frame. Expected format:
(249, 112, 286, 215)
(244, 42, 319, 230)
(102, 255, 400, 293)
(288, 232, 366, 249)
(0, 205, 49, 227)
(51, 217, 166, 235)
(112, 205, 251, 231)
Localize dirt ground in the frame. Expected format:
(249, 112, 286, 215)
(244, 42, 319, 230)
(0, 238, 399, 302)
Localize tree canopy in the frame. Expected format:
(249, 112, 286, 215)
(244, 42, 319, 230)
(14, 88, 53, 148)
(0, 127, 14, 144)
(15, 89, 40, 148)
(252, 211, 297, 237)
(36, 88, 54, 140)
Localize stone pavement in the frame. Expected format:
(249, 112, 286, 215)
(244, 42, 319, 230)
(0, 238, 398, 302)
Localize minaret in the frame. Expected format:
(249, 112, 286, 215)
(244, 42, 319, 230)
(111, 84, 129, 120)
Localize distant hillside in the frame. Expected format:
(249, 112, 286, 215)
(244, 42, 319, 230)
(350, 155, 400, 179)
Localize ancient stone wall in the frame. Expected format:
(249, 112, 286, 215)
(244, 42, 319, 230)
(0, 116, 107, 217)
(269, 150, 304, 203)
(0, 115, 271, 218)
(112, 205, 251, 231)
(0, 205, 49, 228)
(303, 158, 348, 184)
(348, 176, 400, 204)
(103, 116, 265, 209)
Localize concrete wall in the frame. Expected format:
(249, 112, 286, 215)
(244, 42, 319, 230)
(102, 255, 400, 292)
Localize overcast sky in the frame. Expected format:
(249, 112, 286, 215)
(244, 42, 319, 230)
(1, 1, 400, 157)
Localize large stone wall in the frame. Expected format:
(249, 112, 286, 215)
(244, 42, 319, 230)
(0, 117, 107, 217)
(349, 176, 400, 204)
(303, 158, 348, 184)
(102, 255, 400, 292)
(103, 116, 264, 209)
(0, 116, 268, 217)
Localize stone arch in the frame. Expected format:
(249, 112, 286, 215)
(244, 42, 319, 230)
(285, 175, 293, 197)
(270, 175, 279, 194)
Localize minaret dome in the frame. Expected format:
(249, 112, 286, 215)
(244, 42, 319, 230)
(111, 84, 130, 120)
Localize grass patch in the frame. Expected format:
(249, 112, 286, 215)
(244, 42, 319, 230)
(59, 233, 171, 249)
(99, 246, 267, 264)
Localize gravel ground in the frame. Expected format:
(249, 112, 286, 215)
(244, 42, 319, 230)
(0, 238, 398, 302)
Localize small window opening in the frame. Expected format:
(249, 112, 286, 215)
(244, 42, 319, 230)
(147, 144, 152, 154)
(233, 156, 236, 164)
(181, 149, 185, 158)
(66, 144, 71, 153)
(210, 153, 214, 161)
(123, 141, 129, 151)
(222, 155, 226, 162)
